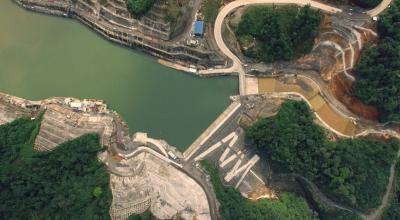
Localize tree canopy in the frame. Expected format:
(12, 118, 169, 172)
(353, 0, 400, 122)
(301, 177, 362, 220)
(128, 210, 156, 220)
(353, 0, 382, 8)
(246, 101, 399, 210)
(331, 0, 382, 8)
(236, 5, 321, 63)
(126, 0, 155, 17)
(382, 163, 400, 220)
(200, 160, 317, 220)
(0, 118, 112, 219)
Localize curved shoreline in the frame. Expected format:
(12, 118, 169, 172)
(1, 89, 398, 220)
(3, 0, 399, 219)
(0, 92, 216, 220)
(10, 0, 225, 74)
(207, 0, 399, 138)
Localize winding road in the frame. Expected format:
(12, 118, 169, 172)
(206, 0, 397, 219)
(203, 0, 343, 95)
(207, 0, 397, 139)
(368, 0, 393, 17)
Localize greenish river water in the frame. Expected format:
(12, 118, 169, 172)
(0, 0, 238, 150)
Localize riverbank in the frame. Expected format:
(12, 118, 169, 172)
(1, 0, 239, 148)
(0, 92, 215, 220)
(11, 0, 230, 74)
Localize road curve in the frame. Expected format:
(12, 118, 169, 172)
(367, 0, 393, 17)
(208, 1, 399, 218)
(208, 0, 393, 95)
(209, 0, 342, 95)
(209, 0, 397, 138)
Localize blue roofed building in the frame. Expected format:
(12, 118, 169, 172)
(194, 20, 204, 37)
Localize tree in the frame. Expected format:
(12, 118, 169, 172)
(353, 0, 382, 8)
(382, 164, 400, 219)
(236, 5, 321, 63)
(94, 187, 103, 198)
(353, 0, 400, 122)
(246, 101, 400, 210)
(126, 0, 156, 17)
(200, 160, 318, 220)
(0, 118, 112, 219)
(128, 210, 156, 220)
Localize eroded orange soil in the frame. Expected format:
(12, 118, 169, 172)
(330, 74, 379, 121)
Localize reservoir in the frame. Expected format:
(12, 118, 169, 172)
(0, 0, 238, 150)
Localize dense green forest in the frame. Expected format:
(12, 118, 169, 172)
(0, 118, 112, 219)
(330, 0, 382, 8)
(200, 160, 318, 220)
(246, 101, 399, 210)
(353, 0, 400, 122)
(353, 0, 382, 8)
(382, 163, 400, 219)
(300, 177, 362, 220)
(236, 5, 321, 62)
(126, 0, 155, 17)
(128, 210, 156, 220)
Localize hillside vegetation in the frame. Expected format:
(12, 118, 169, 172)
(353, 0, 382, 8)
(382, 163, 400, 219)
(126, 0, 156, 17)
(236, 5, 321, 62)
(128, 210, 156, 220)
(353, 0, 400, 122)
(200, 160, 318, 220)
(299, 176, 363, 220)
(246, 101, 399, 210)
(0, 118, 111, 219)
(330, 0, 382, 8)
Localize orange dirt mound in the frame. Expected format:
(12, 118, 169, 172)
(330, 74, 379, 121)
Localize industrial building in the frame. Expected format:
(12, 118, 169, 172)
(194, 20, 204, 37)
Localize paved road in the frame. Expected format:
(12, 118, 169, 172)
(207, 0, 397, 219)
(208, 0, 393, 95)
(292, 174, 367, 219)
(367, 0, 393, 17)
(181, 163, 219, 220)
(207, 0, 396, 138)
(207, 0, 342, 95)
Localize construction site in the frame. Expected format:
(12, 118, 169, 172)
(0, 91, 354, 219)
(225, 3, 381, 113)
(12, 0, 228, 72)
(0, 92, 299, 219)
(0, 92, 214, 219)
(3, 0, 400, 219)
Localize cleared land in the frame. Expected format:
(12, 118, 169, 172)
(258, 76, 357, 136)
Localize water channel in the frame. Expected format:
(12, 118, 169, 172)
(0, 0, 238, 150)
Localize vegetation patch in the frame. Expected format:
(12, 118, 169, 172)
(246, 101, 399, 210)
(353, 0, 400, 122)
(0, 118, 111, 219)
(353, 0, 382, 8)
(126, 0, 156, 17)
(298, 177, 362, 220)
(203, 0, 222, 24)
(128, 210, 156, 219)
(165, 0, 189, 31)
(382, 163, 400, 219)
(236, 5, 321, 63)
(329, 0, 382, 8)
(200, 160, 318, 220)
